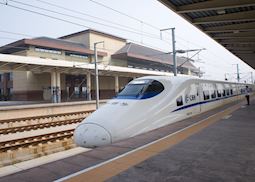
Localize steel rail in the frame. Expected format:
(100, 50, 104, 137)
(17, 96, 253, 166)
(0, 129, 75, 152)
(0, 110, 95, 124)
(0, 118, 83, 135)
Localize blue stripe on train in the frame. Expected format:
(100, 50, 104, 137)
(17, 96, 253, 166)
(172, 94, 243, 112)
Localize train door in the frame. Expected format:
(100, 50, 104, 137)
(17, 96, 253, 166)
(196, 82, 202, 113)
(184, 83, 201, 116)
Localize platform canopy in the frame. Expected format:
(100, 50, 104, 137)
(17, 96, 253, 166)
(0, 53, 176, 77)
(159, 0, 255, 69)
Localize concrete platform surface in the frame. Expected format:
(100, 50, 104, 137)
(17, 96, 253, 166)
(108, 101, 255, 182)
(0, 101, 45, 107)
(0, 99, 253, 182)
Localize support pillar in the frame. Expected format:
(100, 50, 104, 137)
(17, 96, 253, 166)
(51, 71, 57, 103)
(115, 75, 119, 94)
(56, 72, 61, 103)
(188, 69, 191, 75)
(86, 73, 91, 100)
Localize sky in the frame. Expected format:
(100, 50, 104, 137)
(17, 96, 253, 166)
(0, 0, 254, 83)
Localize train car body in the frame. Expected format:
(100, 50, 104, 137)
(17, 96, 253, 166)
(74, 76, 254, 148)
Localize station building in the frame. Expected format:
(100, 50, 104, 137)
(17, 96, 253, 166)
(0, 29, 199, 102)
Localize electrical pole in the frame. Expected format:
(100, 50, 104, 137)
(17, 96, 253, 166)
(198, 67, 201, 78)
(224, 73, 228, 81)
(94, 41, 104, 109)
(237, 64, 240, 82)
(171, 28, 177, 76)
(160, 27, 177, 76)
(251, 72, 254, 84)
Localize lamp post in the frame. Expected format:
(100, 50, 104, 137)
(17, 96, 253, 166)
(94, 41, 104, 109)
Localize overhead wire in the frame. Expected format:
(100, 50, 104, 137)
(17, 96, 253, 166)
(8, 0, 253, 71)
(34, 0, 156, 38)
(1, 0, 211, 56)
(0, 2, 90, 29)
(0, 2, 172, 52)
(175, 36, 235, 69)
(9, 0, 166, 41)
(0, 30, 34, 37)
(2, 0, 249, 74)
(0, 37, 171, 57)
(0, 28, 213, 73)
(0, 36, 19, 41)
(0, 29, 171, 53)
(86, 0, 160, 30)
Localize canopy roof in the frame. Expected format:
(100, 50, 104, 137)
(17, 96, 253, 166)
(159, 0, 255, 69)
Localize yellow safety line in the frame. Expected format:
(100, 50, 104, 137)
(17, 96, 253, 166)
(63, 99, 249, 182)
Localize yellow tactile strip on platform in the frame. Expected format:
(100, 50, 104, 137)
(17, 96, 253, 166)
(59, 100, 246, 182)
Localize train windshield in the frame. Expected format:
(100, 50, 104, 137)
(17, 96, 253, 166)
(116, 79, 164, 99)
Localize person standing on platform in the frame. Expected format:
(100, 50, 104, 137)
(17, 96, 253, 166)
(245, 86, 250, 105)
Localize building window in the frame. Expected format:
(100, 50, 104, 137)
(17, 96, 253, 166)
(82, 87, 87, 95)
(6, 72, 13, 81)
(67, 53, 88, 59)
(7, 88, 13, 95)
(74, 87, 80, 95)
(35, 47, 61, 55)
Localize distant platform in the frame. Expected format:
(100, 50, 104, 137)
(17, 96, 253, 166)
(108, 101, 255, 182)
(0, 101, 46, 107)
(0, 99, 254, 182)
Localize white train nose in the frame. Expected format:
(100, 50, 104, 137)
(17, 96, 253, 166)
(74, 123, 112, 147)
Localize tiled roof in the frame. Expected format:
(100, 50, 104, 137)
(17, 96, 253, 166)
(112, 42, 197, 69)
(59, 29, 127, 42)
(0, 37, 107, 56)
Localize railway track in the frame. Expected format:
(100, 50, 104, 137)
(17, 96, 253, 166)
(0, 110, 94, 134)
(0, 118, 82, 135)
(0, 110, 95, 152)
(0, 105, 99, 167)
(0, 129, 74, 152)
(0, 110, 94, 125)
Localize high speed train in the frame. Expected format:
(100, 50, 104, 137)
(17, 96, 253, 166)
(74, 76, 254, 148)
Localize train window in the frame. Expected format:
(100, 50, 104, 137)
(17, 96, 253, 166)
(226, 89, 230, 96)
(203, 91, 210, 100)
(117, 80, 150, 98)
(141, 80, 164, 99)
(176, 96, 183, 106)
(217, 90, 222, 97)
(230, 89, 233, 95)
(216, 83, 224, 98)
(223, 90, 226, 97)
(117, 79, 164, 99)
(211, 90, 216, 99)
(118, 84, 145, 97)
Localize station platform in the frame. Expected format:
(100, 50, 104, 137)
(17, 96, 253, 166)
(0, 99, 254, 182)
(0, 101, 46, 107)
(109, 100, 255, 182)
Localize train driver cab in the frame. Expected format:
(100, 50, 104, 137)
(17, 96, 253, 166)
(116, 79, 164, 99)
